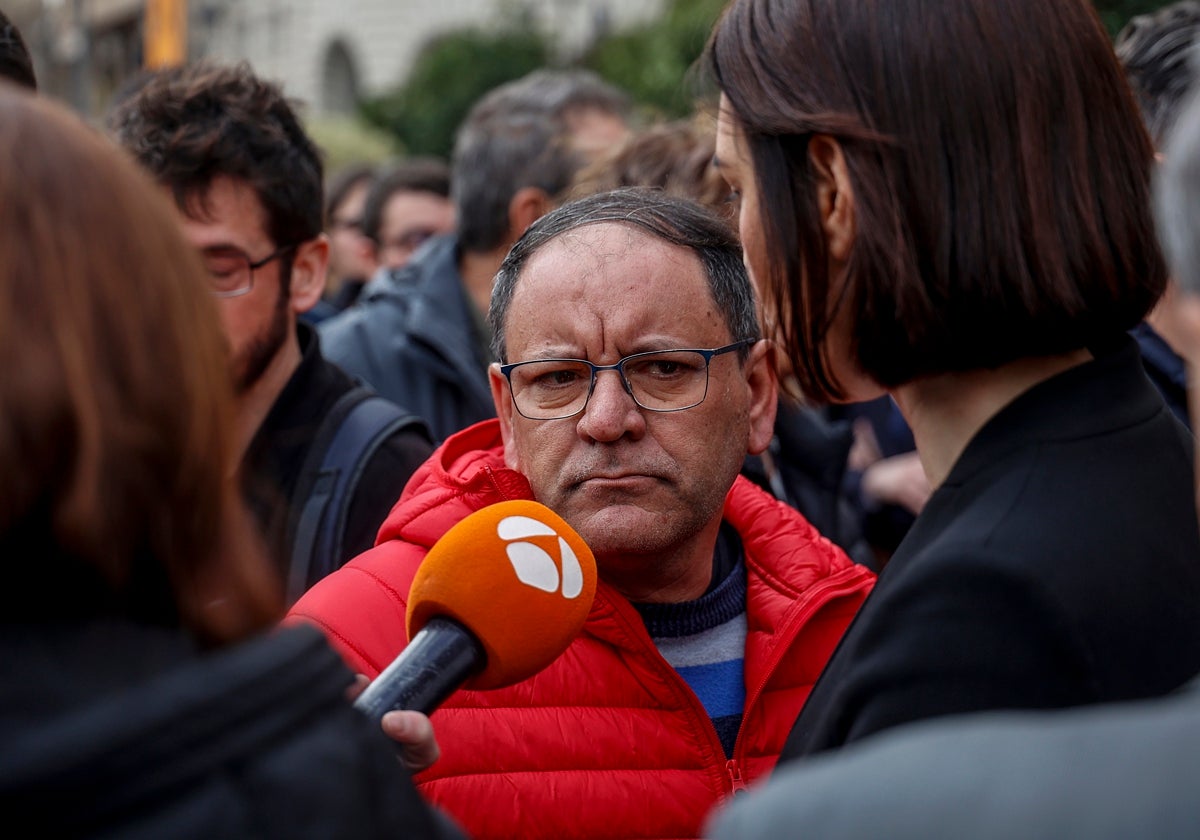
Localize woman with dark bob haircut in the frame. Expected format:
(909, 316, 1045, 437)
(0, 86, 462, 839)
(707, 0, 1200, 764)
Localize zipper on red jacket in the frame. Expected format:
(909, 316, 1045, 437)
(731, 569, 873, 774)
(726, 759, 747, 796)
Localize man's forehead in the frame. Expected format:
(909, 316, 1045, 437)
(170, 176, 271, 240)
(507, 226, 717, 345)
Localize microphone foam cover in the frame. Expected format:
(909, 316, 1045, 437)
(406, 500, 597, 690)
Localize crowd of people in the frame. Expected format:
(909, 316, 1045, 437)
(3, 0, 1200, 837)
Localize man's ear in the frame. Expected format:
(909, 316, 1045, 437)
(745, 339, 780, 456)
(508, 186, 553, 241)
(289, 234, 330, 313)
(809, 135, 856, 264)
(489, 363, 521, 471)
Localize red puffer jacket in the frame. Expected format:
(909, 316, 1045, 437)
(290, 420, 874, 840)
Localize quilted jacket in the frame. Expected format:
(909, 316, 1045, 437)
(290, 419, 874, 840)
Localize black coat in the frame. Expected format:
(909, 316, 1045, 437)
(0, 622, 464, 839)
(781, 337, 1200, 760)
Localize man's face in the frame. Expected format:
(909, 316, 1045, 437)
(376, 189, 456, 269)
(490, 222, 776, 582)
(176, 175, 292, 394)
(327, 179, 376, 283)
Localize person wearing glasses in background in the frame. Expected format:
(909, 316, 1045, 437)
(289, 187, 875, 840)
(361, 157, 456, 274)
(304, 162, 380, 325)
(109, 62, 434, 602)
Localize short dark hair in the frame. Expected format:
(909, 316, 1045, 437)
(324, 162, 376, 229)
(707, 0, 1165, 401)
(452, 68, 631, 253)
(360, 157, 451, 243)
(0, 12, 36, 91)
(490, 187, 760, 364)
(108, 60, 324, 251)
(1116, 1, 1200, 146)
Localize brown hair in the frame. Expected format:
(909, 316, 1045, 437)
(565, 117, 731, 221)
(0, 86, 282, 643)
(107, 61, 323, 254)
(707, 0, 1165, 401)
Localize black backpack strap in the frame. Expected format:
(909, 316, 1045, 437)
(286, 388, 424, 603)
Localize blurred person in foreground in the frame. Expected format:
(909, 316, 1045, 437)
(704, 60, 1200, 840)
(1117, 0, 1200, 431)
(0, 83, 461, 840)
(319, 68, 632, 443)
(290, 188, 874, 840)
(109, 62, 434, 601)
(1159, 83, 1200, 504)
(708, 0, 1200, 768)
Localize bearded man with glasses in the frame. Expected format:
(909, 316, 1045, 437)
(290, 187, 875, 840)
(109, 62, 434, 603)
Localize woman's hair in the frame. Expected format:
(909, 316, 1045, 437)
(707, 0, 1166, 401)
(0, 87, 282, 643)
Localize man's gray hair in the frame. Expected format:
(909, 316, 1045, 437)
(451, 69, 630, 253)
(489, 186, 761, 363)
(1157, 84, 1200, 295)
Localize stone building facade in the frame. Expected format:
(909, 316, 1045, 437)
(11, 0, 663, 118)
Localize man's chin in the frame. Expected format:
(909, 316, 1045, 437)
(565, 503, 674, 555)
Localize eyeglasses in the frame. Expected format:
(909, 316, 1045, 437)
(379, 228, 440, 257)
(499, 339, 755, 421)
(329, 215, 363, 233)
(200, 243, 297, 298)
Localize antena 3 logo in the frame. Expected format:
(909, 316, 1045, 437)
(497, 515, 585, 599)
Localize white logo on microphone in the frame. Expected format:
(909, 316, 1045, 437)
(496, 515, 585, 599)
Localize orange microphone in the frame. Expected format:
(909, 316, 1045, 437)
(354, 500, 597, 719)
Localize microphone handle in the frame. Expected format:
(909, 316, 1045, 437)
(353, 616, 486, 720)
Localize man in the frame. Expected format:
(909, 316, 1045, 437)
(290, 188, 875, 840)
(318, 68, 632, 443)
(109, 62, 434, 601)
(361, 157, 456, 271)
(1116, 0, 1200, 430)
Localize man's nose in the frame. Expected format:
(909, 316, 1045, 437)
(577, 369, 642, 439)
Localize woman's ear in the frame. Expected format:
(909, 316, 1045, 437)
(744, 339, 780, 456)
(809, 135, 856, 263)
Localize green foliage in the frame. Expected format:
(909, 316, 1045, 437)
(360, 0, 1172, 157)
(1094, 0, 1176, 37)
(360, 28, 549, 158)
(304, 115, 399, 173)
(581, 0, 727, 121)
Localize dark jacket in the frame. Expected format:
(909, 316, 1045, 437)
(780, 336, 1200, 760)
(1131, 320, 1191, 432)
(741, 399, 874, 569)
(0, 621, 464, 839)
(318, 235, 496, 444)
(241, 322, 434, 583)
